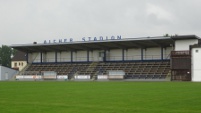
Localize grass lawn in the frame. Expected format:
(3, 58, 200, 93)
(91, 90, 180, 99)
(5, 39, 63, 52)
(0, 81, 201, 113)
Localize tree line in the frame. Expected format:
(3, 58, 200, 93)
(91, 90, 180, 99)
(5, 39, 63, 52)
(0, 45, 16, 67)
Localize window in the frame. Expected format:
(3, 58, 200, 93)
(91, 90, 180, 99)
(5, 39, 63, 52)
(196, 50, 199, 53)
(14, 63, 17, 67)
(21, 62, 23, 66)
(19, 62, 20, 66)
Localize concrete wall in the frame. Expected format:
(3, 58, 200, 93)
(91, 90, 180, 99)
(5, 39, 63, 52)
(163, 47, 173, 59)
(175, 39, 198, 51)
(191, 48, 201, 82)
(125, 47, 170, 60)
(27, 53, 32, 63)
(126, 48, 141, 60)
(29, 46, 172, 63)
(45, 52, 55, 62)
(89, 50, 101, 61)
(30, 52, 40, 63)
(73, 51, 87, 62)
(58, 51, 71, 62)
(0, 66, 18, 80)
(145, 47, 161, 60)
(109, 49, 122, 61)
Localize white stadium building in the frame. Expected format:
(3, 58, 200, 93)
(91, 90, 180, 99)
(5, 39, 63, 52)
(0, 66, 18, 81)
(10, 35, 201, 82)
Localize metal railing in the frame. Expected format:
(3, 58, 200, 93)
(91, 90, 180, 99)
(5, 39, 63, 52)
(32, 54, 170, 63)
(171, 51, 190, 57)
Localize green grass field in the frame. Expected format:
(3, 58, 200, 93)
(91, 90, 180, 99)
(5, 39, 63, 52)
(0, 81, 201, 113)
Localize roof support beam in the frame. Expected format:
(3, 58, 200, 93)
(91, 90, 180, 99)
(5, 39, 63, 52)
(37, 46, 61, 52)
(147, 40, 162, 46)
(78, 44, 93, 50)
(62, 45, 76, 51)
(90, 43, 108, 50)
(128, 41, 143, 48)
(108, 42, 127, 49)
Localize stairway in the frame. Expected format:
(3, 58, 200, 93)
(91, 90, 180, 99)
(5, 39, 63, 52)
(18, 63, 31, 75)
(86, 62, 99, 80)
(9, 63, 31, 81)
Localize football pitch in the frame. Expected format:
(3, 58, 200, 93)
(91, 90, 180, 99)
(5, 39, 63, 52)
(0, 81, 201, 113)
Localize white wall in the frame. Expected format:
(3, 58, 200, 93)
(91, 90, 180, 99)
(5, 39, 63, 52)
(77, 51, 87, 61)
(192, 48, 201, 82)
(126, 48, 141, 60)
(175, 39, 198, 51)
(11, 61, 27, 71)
(45, 52, 55, 62)
(89, 50, 100, 61)
(73, 51, 87, 62)
(145, 47, 161, 60)
(0, 66, 18, 80)
(28, 46, 173, 63)
(58, 51, 71, 62)
(30, 52, 40, 63)
(163, 47, 172, 59)
(109, 49, 122, 61)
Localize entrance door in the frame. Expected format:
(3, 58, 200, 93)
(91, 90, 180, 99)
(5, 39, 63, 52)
(5, 72, 8, 80)
(99, 52, 104, 61)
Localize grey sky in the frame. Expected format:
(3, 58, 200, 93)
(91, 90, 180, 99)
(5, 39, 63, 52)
(1, 0, 201, 46)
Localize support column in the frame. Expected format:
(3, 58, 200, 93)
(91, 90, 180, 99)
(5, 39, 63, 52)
(125, 49, 128, 61)
(26, 52, 28, 63)
(87, 50, 89, 62)
(161, 47, 164, 60)
(91, 50, 93, 61)
(40, 52, 43, 63)
(71, 51, 73, 63)
(122, 49, 125, 61)
(141, 48, 144, 61)
(55, 51, 57, 63)
(104, 50, 106, 62)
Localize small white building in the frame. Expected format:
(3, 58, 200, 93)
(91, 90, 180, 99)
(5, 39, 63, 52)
(11, 51, 27, 71)
(0, 65, 18, 80)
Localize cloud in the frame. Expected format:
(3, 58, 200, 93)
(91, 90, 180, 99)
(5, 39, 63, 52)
(146, 3, 175, 23)
(0, 0, 201, 46)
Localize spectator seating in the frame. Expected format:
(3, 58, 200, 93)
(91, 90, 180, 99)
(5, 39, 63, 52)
(23, 61, 170, 80)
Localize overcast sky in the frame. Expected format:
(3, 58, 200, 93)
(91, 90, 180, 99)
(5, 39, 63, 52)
(1, 0, 201, 46)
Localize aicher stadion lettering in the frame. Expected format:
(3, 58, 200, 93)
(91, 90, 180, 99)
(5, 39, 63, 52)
(43, 35, 122, 44)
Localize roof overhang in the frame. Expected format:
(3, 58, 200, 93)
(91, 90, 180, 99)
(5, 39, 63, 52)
(171, 35, 200, 40)
(10, 35, 200, 53)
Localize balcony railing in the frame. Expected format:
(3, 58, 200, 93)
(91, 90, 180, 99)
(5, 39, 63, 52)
(171, 51, 190, 57)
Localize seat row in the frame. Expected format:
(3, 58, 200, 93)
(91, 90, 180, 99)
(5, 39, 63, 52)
(24, 61, 170, 79)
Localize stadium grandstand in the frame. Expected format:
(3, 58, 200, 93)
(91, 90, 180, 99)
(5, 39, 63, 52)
(10, 35, 201, 82)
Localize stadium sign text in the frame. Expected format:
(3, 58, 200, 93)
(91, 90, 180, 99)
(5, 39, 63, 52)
(43, 35, 122, 44)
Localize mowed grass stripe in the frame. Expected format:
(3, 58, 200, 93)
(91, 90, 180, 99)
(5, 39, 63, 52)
(0, 81, 201, 113)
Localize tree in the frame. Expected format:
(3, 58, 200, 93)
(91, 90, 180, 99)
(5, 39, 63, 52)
(0, 45, 16, 67)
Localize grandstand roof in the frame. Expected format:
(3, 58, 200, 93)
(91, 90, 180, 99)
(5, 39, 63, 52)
(11, 35, 200, 52)
(171, 35, 200, 40)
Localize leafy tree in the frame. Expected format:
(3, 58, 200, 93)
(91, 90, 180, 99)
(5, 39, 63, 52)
(0, 45, 16, 67)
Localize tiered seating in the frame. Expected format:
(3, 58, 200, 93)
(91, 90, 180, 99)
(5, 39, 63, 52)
(124, 61, 170, 79)
(96, 61, 170, 79)
(23, 61, 170, 80)
(26, 63, 90, 79)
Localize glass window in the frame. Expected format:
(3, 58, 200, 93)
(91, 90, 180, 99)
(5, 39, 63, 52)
(14, 63, 17, 67)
